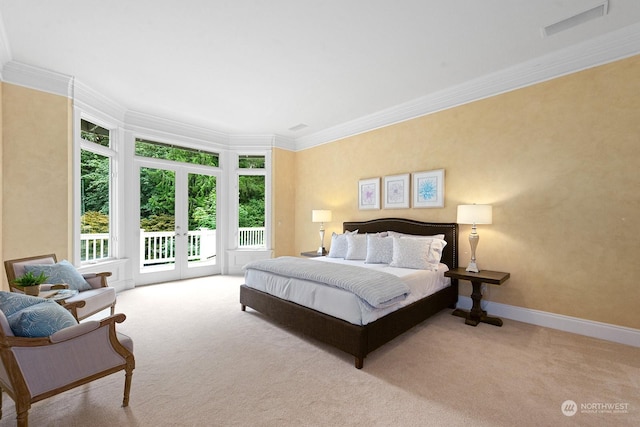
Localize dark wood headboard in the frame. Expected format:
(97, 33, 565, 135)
(343, 218, 458, 269)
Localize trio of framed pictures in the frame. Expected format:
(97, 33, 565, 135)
(358, 169, 444, 210)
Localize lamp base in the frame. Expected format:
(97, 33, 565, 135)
(466, 261, 479, 273)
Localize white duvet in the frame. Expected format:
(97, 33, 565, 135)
(243, 257, 451, 325)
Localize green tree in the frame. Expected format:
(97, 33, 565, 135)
(239, 175, 265, 227)
(188, 174, 217, 230)
(81, 211, 109, 233)
(80, 150, 109, 215)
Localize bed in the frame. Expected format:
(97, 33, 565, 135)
(240, 218, 459, 369)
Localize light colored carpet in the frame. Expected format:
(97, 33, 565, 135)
(1, 275, 638, 426)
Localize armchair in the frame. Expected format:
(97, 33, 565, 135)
(0, 308, 134, 427)
(4, 254, 116, 321)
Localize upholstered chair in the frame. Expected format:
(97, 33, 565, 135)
(0, 292, 134, 427)
(4, 254, 116, 321)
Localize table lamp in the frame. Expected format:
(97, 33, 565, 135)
(312, 209, 332, 255)
(457, 204, 492, 272)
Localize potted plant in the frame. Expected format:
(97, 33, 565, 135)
(13, 271, 48, 296)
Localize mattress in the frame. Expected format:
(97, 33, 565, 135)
(243, 257, 451, 325)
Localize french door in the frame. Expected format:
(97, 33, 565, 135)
(135, 160, 220, 285)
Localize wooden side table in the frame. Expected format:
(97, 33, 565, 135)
(444, 267, 510, 327)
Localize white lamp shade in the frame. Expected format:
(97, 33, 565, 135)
(457, 204, 492, 225)
(312, 210, 332, 223)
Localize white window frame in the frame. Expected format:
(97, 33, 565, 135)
(73, 109, 120, 264)
(234, 151, 271, 250)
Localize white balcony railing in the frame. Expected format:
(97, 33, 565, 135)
(140, 229, 218, 267)
(80, 233, 110, 262)
(238, 227, 265, 248)
(82, 227, 266, 265)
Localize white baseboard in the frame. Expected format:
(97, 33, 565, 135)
(456, 296, 640, 348)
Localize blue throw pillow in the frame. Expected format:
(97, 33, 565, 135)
(7, 300, 78, 337)
(0, 291, 46, 316)
(24, 260, 91, 291)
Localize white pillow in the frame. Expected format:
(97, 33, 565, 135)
(387, 230, 445, 240)
(365, 234, 393, 264)
(345, 234, 367, 260)
(327, 230, 358, 258)
(389, 237, 436, 270)
(425, 238, 447, 266)
(399, 236, 447, 266)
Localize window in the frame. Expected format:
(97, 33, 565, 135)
(238, 155, 266, 248)
(238, 155, 265, 169)
(135, 138, 219, 166)
(80, 119, 114, 262)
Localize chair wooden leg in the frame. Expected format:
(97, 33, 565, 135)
(111, 304, 116, 316)
(122, 370, 133, 407)
(16, 409, 27, 427)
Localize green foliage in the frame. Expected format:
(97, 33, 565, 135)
(188, 174, 217, 230)
(135, 139, 219, 167)
(192, 207, 216, 229)
(239, 199, 265, 227)
(13, 271, 48, 287)
(239, 155, 265, 169)
(81, 211, 109, 233)
(81, 150, 110, 215)
(140, 214, 175, 232)
(139, 167, 176, 224)
(239, 175, 265, 227)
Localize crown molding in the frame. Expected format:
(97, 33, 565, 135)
(229, 134, 278, 150)
(2, 61, 73, 98)
(271, 135, 297, 151)
(125, 110, 232, 149)
(294, 21, 640, 151)
(73, 80, 127, 124)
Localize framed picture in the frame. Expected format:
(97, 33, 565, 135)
(383, 174, 410, 209)
(412, 169, 445, 208)
(358, 177, 380, 210)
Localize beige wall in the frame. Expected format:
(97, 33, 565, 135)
(289, 55, 640, 329)
(272, 148, 296, 257)
(2, 83, 73, 289)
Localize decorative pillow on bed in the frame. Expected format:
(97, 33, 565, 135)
(25, 260, 92, 291)
(387, 231, 445, 240)
(365, 234, 393, 264)
(424, 238, 447, 266)
(382, 231, 448, 268)
(345, 234, 368, 260)
(327, 230, 358, 258)
(390, 237, 437, 270)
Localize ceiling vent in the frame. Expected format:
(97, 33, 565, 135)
(542, 1, 609, 37)
(288, 123, 309, 132)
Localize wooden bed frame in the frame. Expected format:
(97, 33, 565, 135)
(240, 218, 459, 369)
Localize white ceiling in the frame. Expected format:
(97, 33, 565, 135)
(1, 0, 640, 147)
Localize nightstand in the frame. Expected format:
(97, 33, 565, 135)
(444, 267, 510, 327)
(300, 251, 326, 257)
